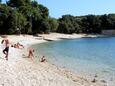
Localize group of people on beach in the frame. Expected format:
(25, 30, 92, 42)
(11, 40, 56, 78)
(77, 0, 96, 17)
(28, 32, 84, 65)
(11, 42, 24, 49)
(1, 35, 47, 62)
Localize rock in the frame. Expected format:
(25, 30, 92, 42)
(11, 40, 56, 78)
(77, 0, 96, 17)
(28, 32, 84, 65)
(1, 84, 4, 86)
(91, 78, 97, 83)
(94, 74, 98, 77)
(110, 78, 113, 81)
(73, 79, 77, 82)
(100, 80, 106, 83)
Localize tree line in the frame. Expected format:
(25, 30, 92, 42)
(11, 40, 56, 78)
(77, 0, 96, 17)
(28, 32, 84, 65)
(58, 14, 115, 34)
(0, 0, 115, 34)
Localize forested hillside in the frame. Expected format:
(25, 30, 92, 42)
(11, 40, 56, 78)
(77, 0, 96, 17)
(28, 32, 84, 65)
(0, 0, 115, 34)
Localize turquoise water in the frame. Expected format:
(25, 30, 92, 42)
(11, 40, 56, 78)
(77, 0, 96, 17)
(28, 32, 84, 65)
(32, 37, 115, 85)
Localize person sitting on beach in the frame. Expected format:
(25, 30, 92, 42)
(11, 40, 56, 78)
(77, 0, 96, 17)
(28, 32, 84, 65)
(16, 42, 24, 49)
(12, 42, 24, 49)
(28, 48, 34, 60)
(1, 36, 10, 60)
(11, 44, 17, 48)
(40, 56, 47, 62)
(14, 44, 17, 48)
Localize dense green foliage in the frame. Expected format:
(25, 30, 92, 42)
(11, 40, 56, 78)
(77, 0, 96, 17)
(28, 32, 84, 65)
(0, 0, 55, 34)
(0, 0, 115, 34)
(57, 14, 115, 34)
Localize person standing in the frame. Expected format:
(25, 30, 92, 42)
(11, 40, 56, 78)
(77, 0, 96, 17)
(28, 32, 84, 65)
(1, 35, 10, 60)
(40, 56, 47, 62)
(28, 47, 34, 60)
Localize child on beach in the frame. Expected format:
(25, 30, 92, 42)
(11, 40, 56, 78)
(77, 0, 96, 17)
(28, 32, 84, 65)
(1, 35, 10, 60)
(28, 48, 34, 60)
(40, 56, 47, 62)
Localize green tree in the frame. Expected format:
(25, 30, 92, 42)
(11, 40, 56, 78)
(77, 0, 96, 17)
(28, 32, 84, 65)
(0, 4, 13, 34)
(7, 0, 31, 8)
(107, 14, 115, 30)
(38, 4, 49, 18)
(100, 14, 109, 30)
(31, 0, 38, 7)
(74, 17, 82, 33)
(57, 15, 76, 34)
(15, 12, 27, 34)
(49, 17, 59, 32)
(81, 15, 101, 33)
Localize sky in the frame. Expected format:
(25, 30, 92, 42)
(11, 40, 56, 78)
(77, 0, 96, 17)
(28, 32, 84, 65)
(2, 0, 115, 18)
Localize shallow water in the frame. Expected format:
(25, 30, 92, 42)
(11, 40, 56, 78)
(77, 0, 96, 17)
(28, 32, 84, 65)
(32, 37, 115, 86)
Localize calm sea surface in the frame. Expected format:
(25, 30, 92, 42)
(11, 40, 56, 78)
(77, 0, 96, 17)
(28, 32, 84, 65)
(32, 37, 115, 85)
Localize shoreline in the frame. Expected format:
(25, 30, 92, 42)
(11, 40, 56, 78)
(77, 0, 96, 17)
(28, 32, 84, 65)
(0, 33, 108, 86)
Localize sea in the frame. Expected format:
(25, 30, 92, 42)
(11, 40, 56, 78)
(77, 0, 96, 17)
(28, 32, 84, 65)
(32, 37, 115, 86)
